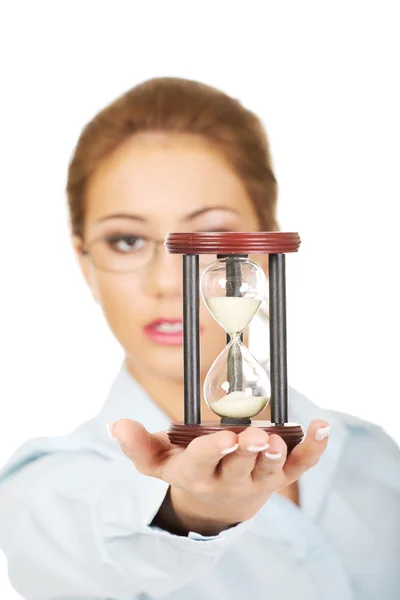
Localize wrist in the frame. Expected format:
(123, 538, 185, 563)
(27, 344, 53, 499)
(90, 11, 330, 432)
(152, 486, 240, 537)
(170, 487, 240, 536)
(171, 486, 270, 529)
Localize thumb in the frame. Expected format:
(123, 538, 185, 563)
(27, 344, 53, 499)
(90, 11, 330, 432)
(283, 419, 330, 483)
(109, 419, 172, 477)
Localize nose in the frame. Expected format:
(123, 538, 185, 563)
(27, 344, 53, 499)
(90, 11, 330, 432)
(142, 245, 182, 298)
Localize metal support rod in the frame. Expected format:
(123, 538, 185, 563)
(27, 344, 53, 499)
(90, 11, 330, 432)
(226, 256, 243, 392)
(221, 255, 250, 426)
(183, 255, 201, 425)
(269, 253, 288, 425)
(218, 254, 245, 346)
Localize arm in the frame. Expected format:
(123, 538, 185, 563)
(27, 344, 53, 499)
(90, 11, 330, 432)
(0, 416, 329, 599)
(0, 451, 251, 600)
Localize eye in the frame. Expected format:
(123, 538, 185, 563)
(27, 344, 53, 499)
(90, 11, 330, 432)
(106, 234, 146, 253)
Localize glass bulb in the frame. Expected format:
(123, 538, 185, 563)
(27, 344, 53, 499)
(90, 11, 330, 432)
(200, 257, 266, 334)
(204, 337, 271, 418)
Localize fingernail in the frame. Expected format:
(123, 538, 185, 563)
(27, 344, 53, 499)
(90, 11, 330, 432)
(246, 443, 270, 452)
(265, 451, 283, 460)
(221, 443, 239, 455)
(315, 425, 330, 441)
(107, 421, 117, 441)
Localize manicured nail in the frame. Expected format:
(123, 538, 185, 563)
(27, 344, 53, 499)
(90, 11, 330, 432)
(265, 451, 283, 460)
(107, 421, 116, 441)
(246, 443, 270, 452)
(221, 443, 239, 455)
(315, 425, 330, 441)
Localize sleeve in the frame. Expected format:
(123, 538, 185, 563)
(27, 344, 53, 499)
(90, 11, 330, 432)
(0, 448, 254, 599)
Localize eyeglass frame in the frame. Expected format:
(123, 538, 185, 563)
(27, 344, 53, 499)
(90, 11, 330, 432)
(80, 233, 216, 274)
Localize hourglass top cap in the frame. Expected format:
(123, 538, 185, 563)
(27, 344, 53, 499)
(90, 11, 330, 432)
(164, 231, 301, 255)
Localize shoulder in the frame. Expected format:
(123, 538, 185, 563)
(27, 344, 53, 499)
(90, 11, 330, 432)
(288, 384, 400, 487)
(325, 406, 400, 490)
(290, 383, 399, 458)
(330, 407, 399, 458)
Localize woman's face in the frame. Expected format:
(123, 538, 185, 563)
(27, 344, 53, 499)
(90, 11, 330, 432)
(76, 132, 263, 383)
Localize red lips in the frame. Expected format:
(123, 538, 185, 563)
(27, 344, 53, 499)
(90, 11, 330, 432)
(143, 319, 184, 346)
(143, 319, 204, 346)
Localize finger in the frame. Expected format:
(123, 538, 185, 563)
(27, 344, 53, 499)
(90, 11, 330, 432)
(283, 420, 330, 483)
(220, 427, 270, 483)
(110, 419, 173, 477)
(181, 430, 239, 480)
(252, 434, 288, 482)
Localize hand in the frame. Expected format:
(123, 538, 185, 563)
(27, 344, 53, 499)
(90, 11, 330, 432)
(110, 419, 330, 535)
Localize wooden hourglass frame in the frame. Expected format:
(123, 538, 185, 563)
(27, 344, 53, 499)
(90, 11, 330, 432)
(164, 232, 304, 454)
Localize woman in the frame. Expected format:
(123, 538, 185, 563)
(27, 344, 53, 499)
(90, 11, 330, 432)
(0, 78, 398, 600)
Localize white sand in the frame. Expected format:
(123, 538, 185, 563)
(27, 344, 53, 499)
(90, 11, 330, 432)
(210, 390, 267, 418)
(205, 296, 261, 334)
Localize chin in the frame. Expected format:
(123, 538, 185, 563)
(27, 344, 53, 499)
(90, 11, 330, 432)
(133, 342, 185, 381)
(124, 328, 217, 382)
(153, 357, 185, 382)
(133, 345, 212, 384)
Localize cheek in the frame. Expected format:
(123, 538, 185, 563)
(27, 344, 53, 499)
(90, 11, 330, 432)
(91, 273, 238, 379)
(94, 275, 145, 340)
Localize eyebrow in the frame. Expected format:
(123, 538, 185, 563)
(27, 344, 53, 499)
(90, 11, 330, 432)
(94, 206, 240, 224)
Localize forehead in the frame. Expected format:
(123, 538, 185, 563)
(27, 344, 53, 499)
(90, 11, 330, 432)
(84, 132, 254, 223)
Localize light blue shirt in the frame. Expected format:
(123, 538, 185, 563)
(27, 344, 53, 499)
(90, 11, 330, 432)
(0, 365, 399, 599)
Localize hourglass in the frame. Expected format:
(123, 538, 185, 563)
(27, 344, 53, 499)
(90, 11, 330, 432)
(201, 255, 270, 423)
(164, 232, 304, 453)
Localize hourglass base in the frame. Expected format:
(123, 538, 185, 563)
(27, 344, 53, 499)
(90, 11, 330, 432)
(168, 421, 304, 454)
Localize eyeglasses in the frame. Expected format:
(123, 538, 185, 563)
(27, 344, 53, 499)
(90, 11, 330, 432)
(81, 233, 217, 274)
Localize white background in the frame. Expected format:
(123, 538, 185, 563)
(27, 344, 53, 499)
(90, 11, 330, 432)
(0, 1, 399, 597)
